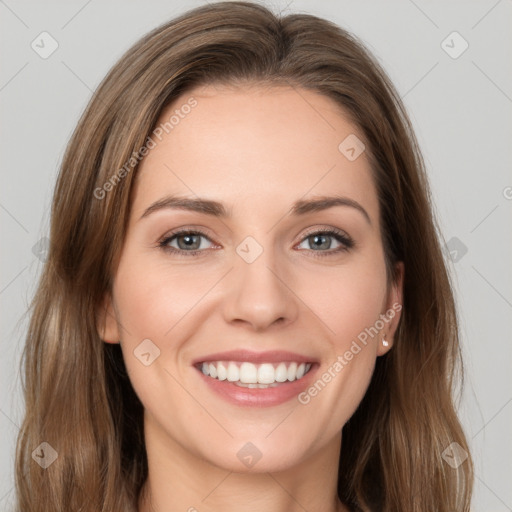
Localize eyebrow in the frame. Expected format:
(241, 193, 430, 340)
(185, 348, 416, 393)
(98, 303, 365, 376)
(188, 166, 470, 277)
(139, 194, 371, 225)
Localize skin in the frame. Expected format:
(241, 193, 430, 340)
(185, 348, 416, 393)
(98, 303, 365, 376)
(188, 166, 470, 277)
(99, 83, 403, 512)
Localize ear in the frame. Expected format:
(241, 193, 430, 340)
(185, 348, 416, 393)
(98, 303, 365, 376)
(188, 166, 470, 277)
(96, 292, 121, 344)
(377, 261, 404, 356)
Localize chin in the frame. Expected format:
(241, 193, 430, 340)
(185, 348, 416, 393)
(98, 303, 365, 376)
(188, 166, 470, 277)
(198, 436, 312, 474)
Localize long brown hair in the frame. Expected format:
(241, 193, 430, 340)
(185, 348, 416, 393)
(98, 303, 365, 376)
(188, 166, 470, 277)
(14, 2, 473, 510)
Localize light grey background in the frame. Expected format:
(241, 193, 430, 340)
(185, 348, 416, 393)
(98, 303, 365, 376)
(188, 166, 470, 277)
(1, 0, 511, 510)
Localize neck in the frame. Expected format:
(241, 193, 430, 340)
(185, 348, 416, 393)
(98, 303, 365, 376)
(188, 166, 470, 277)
(138, 413, 350, 512)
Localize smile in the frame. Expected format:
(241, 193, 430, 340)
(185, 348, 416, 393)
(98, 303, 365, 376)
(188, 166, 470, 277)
(192, 349, 318, 407)
(199, 361, 313, 388)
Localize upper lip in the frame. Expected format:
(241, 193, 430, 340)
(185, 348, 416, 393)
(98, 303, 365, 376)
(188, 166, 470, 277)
(192, 349, 317, 365)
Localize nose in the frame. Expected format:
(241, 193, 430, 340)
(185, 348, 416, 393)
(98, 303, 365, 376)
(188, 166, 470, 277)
(222, 241, 299, 332)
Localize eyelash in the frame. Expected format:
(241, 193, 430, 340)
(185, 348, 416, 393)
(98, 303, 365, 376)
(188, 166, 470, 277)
(158, 227, 355, 258)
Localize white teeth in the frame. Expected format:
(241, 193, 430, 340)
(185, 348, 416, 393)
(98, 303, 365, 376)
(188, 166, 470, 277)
(287, 362, 297, 381)
(257, 363, 275, 384)
(275, 362, 288, 382)
(216, 362, 227, 381)
(239, 362, 258, 383)
(199, 360, 312, 384)
(226, 362, 239, 382)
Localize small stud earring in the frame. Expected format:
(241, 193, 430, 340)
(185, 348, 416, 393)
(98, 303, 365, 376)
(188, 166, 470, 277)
(382, 337, 389, 347)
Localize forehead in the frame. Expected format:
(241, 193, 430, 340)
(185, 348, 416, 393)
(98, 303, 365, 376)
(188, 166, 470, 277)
(132, 84, 378, 223)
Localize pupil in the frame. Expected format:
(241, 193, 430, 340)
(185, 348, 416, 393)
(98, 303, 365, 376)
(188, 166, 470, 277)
(181, 234, 199, 249)
(312, 234, 329, 250)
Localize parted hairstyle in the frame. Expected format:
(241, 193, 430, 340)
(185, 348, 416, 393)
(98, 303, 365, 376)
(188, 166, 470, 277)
(14, 2, 473, 511)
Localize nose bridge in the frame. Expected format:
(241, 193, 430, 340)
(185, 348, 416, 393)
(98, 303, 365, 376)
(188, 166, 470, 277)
(222, 234, 298, 330)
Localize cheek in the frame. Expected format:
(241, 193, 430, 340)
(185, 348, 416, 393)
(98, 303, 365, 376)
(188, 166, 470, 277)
(300, 258, 388, 350)
(296, 268, 384, 433)
(111, 252, 228, 406)
(113, 254, 214, 339)
(297, 255, 387, 426)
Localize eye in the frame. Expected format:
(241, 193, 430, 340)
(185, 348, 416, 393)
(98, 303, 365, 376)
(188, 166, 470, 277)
(159, 229, 215, 256)
(296, 228, 354, 257)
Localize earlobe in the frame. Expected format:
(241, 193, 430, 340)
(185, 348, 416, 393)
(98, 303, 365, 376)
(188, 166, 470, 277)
(96, 293, 121, 344)
(377, 261, 404, 356)
(377, 334, 392, 356)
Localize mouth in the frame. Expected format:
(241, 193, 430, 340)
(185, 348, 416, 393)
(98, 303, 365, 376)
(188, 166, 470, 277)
(196, 360, 313, 388)
(192, 350, 318, 407)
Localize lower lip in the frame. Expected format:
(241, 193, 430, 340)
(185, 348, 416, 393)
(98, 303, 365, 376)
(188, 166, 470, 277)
(195, 365, 318, 407)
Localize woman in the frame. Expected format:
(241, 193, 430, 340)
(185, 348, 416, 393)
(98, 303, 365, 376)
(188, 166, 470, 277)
(14, 2, 473, 511)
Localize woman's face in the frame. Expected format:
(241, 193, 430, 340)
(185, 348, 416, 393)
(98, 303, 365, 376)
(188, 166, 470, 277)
(101, 84, 402, 473)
